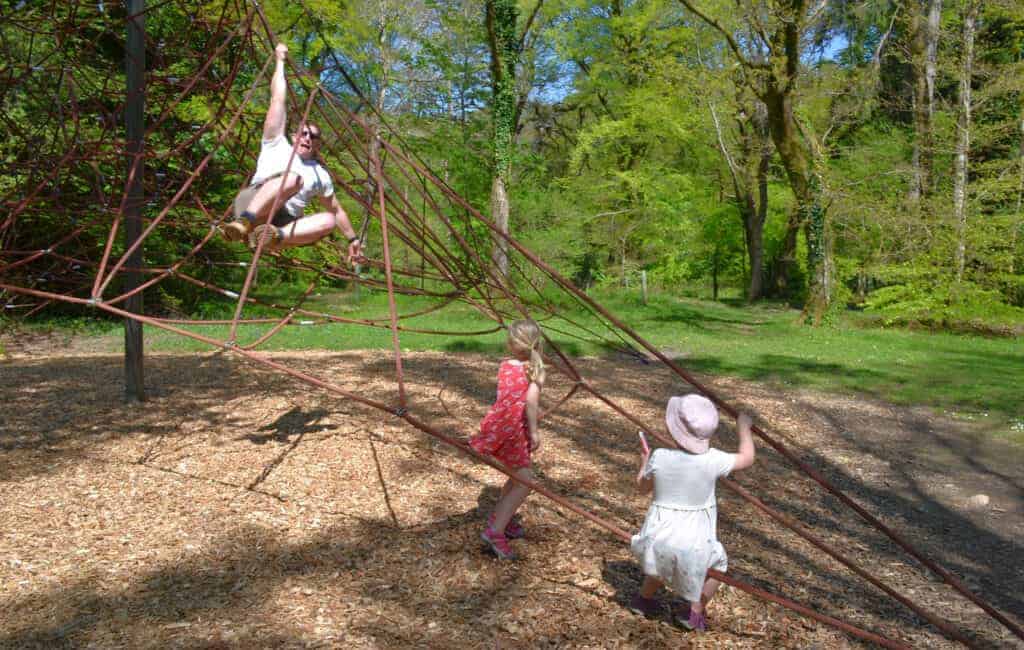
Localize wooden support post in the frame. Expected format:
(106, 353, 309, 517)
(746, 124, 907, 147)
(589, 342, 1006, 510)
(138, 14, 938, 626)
(124, 0, 146, 402)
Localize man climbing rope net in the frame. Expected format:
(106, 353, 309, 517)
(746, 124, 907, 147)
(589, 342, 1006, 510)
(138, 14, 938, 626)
(221, 43, 364, 263)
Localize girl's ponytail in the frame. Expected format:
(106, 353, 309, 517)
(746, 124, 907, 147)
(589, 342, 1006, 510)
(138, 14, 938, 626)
(528, 343, 546, 387)
(508, 319, 545, 386)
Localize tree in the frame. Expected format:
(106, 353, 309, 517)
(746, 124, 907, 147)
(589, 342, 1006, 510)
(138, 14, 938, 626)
(485, 0, 520, 276)
(700, 44, 775, 302)
(678, 0, 835, 321)
(953, 0, 979, 282)
(485, 0, 545, 277)
(906, 0, 943, 205)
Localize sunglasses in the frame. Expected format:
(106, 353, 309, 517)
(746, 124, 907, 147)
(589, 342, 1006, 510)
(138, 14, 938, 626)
(297, 129, 321, 140)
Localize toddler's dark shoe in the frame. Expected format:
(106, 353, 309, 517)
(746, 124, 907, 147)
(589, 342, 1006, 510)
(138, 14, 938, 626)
(628, 594, 661, 617)
(674, 602, 691, 620)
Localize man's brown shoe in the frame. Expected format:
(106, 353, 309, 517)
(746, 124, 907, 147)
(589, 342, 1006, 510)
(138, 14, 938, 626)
(220, 219, 251, 242)
(248, 224, 284, 252)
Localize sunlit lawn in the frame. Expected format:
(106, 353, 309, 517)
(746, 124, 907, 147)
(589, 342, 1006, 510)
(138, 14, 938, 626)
(18, 283, 1024, 440)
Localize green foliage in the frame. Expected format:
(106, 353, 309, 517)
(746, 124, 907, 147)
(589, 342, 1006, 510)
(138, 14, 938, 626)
(3, 0, 1023, 338)
(864, 267, 1024, 334)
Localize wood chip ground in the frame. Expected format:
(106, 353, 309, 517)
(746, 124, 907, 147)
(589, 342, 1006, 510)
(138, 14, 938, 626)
(1, 349, 1022, 648)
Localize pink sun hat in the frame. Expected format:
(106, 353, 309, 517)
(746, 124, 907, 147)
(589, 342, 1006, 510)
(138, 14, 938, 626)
(665, 394, 720, 454)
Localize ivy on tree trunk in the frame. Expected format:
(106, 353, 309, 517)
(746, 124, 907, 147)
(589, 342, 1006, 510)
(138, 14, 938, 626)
(486, 0, 520, 278)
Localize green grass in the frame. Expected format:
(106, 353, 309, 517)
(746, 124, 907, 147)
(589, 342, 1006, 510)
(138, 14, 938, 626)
(598, 293, 1023, 439)
(12, 286, 1024, 440)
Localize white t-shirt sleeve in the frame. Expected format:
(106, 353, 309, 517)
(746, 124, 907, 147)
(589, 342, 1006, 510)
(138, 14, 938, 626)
(640, 448, 661, 480)
(707, 448, 737, 478)
(319, 167, 335, 199)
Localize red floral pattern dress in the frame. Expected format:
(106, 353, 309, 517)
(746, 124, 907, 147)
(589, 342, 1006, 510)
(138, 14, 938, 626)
(470, 360, 532, 468)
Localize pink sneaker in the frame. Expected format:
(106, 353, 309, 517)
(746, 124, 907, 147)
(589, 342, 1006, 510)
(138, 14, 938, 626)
(489, 514, 525, 539)
(505, 518, 525, 539)
(480, 527, 516, 560)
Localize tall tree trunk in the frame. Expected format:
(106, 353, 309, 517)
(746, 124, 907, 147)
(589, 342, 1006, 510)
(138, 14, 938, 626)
(908, 0, 942, 205)
(748, 154, 768, 301)
(925, 0, 941, 129)
(712, 243, 720, 300)
(764, 87, 830, 320)
(620, 236, 627, 287)
(708, 89, 772, 302)
(1018, 110, 1024, 219)
(773, 217, 800, 297)
(356, 1, 393, 297)
(765, 16, 830, 320)
(736, 116, 772, 302)
(1014, 109, 1023, 285)
(486, 0, 520, 278)
(490, 174, 510, 274)
(744, 102, 771, 303)
(953, 0, 978, 283)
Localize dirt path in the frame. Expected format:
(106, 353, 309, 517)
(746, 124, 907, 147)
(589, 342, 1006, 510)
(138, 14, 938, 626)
(1, 349, 1022, 649)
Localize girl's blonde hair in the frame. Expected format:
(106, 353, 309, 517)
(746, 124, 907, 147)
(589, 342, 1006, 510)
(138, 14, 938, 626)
(507, 319, 545, 386)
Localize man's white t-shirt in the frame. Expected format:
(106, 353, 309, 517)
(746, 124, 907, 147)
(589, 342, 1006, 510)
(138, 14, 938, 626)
(252, 135, 334, 218)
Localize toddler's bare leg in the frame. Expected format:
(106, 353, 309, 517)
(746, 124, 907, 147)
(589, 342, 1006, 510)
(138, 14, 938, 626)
(639, 575, 663, 599)
(490, 467, 532, 533)
(693, 577, 722, 614)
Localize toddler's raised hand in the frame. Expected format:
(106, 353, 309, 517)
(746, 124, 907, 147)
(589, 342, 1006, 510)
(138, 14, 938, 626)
(638, 430, 650, 458)
(737, 413, 752, 433)
(733, 412, 757, 471)
(635, 431, 651, 484)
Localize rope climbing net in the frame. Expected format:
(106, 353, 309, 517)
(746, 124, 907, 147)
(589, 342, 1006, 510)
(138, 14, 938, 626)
(0, 2, 1019, 647)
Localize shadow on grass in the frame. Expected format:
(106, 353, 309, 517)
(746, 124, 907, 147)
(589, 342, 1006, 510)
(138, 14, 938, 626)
(644, 301, 763, 329)
(683, 349, 1023, 421)
(443, 339, 505, 354)
(443, 337, 587, 358)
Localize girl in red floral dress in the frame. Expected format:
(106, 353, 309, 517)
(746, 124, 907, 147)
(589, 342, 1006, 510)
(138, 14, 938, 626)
(470, 319, 545, 560)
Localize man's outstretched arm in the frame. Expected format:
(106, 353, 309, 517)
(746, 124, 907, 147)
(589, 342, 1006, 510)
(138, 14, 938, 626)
(262, 43, 289, 142)
(326, 194, 364, 264)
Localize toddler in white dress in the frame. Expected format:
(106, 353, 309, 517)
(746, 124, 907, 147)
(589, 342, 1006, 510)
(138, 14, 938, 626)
(629, 394, 755, 631)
